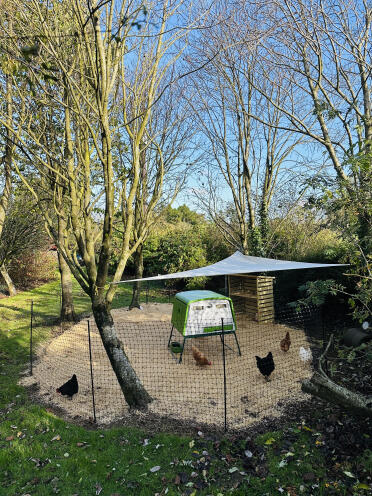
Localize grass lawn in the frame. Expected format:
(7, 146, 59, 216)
(0, 277, 371, 495)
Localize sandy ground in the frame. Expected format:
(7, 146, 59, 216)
(21, 303, 313, 428)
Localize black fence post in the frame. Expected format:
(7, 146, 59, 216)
(87, 320, 97, 423)
(59, 288, 63, 333)
(30, 300, 34, 376)
(321, 305, 329, 374)
(221, 318, 227, 432)
(321, 304, 327, 348)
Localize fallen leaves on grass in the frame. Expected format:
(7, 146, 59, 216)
(343, 471, 356, 478)
(355, 483, 371, 490)
(264, 437, 276, 445)
(150, 466, 161, 472)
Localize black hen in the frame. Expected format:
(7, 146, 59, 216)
(255, 352, 275, 382)
(56, 374, 78, 399)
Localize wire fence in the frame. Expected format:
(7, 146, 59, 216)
(25, 300, 323, 432)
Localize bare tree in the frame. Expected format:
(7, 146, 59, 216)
(119, 71, 193, 308)
(254, 0, 371, 247)
(0, 15, 15, 294)
(189, 6, 306, 255)
(0, 4, 79, 317)
(0, 0, 206, 409)
(251, 0, 372, 414)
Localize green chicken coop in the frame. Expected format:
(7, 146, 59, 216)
(168, 290, 241, 363)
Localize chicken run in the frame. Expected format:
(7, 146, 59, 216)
(21, 302, 315, 429)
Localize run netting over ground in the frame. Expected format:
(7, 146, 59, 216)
(22, 302, 321, 431)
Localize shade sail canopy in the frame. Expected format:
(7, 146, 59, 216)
(114, 251, 347, 284)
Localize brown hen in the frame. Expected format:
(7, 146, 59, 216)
(192, 345, 212, 366)
(280, 331, 291, 352)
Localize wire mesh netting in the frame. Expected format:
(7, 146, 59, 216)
(22, 301, 320, 431)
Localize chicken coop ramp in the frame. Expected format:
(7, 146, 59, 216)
(113, 251, 347, 284)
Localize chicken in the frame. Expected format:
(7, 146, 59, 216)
(280, 331, 291, 352)
(255, 352, 275, 381)
(192, 346, 212, 366)
(56, 374, 78, 399)
(299, 346, 312, 363)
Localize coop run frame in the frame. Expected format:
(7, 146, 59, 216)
(26, 295, 327, 431)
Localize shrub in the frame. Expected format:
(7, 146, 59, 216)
(8, 250, 57, 290)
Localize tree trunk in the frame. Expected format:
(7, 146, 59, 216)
(0, 265, 16, 296)
(129, 246, 143, 310)
(0, 68, 13, 257)
(302, 335, 372, 417)
(302, 372, 372, 417)
(92, 299, 153, 410)
(58, 251, 76, 322)
(259, 201, 269, 256)
(57, 213, 76, 322)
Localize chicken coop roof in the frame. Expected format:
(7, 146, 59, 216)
(174, 290, 231, 304)
(113, 251, 348, 284)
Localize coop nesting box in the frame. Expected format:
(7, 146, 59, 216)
(171, 290, 236, 336)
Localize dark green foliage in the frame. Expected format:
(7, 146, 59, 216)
(164, 204, 205, 225)
(269, 210, 347, 263)
(305, 151, 372, 321)
(144, 222, 208, 288)
(120, 206, 231, 289)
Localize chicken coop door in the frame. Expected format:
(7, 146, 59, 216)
(228, 274, 275, 323)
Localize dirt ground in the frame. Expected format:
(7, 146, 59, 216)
(21, 303, 313, 428)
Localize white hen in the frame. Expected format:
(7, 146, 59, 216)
(299, 346, 312, 363)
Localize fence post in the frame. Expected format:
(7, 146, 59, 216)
(321, 304, 329, 374)
(321, 304, 326, 348)
(146, 282, 149, 304)
(59, 288, 63, 334)
(29, 300, 34, 376)
(221, 318, 227, 432)
(87, 320, 97, 423)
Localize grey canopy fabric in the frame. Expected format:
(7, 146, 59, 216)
(114, 251, 347, 284)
